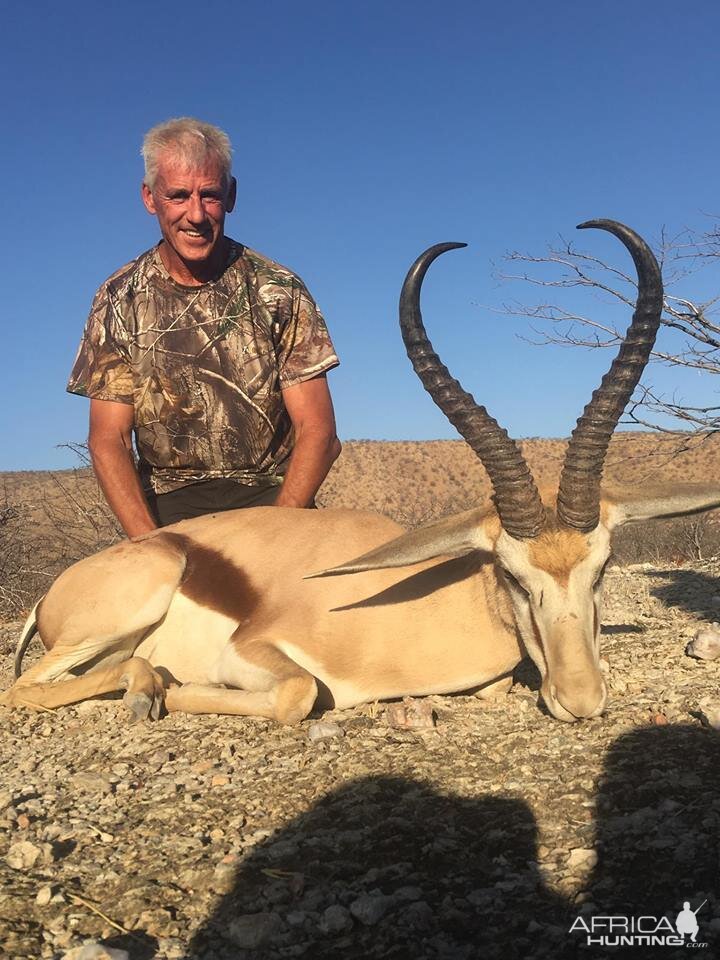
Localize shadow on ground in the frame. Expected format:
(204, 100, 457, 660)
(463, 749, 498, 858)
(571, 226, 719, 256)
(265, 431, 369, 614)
(181, 724, 719, 960)
(650, 569, 720, 621)
(189, 777, 566, 959)
(601, 623, 645, 635)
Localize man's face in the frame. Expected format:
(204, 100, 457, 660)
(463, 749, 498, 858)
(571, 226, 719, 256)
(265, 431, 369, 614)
(141, 154, 236, 268)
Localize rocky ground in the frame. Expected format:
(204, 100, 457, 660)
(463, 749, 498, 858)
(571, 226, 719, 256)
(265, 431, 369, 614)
(1, 560, 720, 960)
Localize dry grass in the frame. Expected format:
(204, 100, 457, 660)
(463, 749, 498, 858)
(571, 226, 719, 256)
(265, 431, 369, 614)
(0, 468, 122, 620)
(1, 431, 719, 620)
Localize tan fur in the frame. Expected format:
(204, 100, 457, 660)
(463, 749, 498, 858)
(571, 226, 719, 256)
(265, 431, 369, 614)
(4, 484, 720, 725)
(528, 528, 590, 587)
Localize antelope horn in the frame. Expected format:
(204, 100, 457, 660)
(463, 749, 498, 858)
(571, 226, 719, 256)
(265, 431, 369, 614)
(400, 243, 545, 540)
(557, 219, 664, 532)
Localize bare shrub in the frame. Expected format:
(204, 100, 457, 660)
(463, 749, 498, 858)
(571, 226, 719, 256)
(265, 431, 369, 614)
(498, 221, 720, 435)
(0, 448, 121, 620)
(612, 514, 720, 566)
(380, 495, 463, 529)
(0, 486, 36, 618)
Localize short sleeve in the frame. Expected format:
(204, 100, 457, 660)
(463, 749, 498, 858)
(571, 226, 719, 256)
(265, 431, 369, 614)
(274, 277, 339, 387)
(67, 283, 135, 404)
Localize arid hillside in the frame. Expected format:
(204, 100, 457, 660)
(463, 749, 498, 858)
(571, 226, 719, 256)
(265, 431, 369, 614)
(1, 432, 720, 619)
(319, 432, 720, 520)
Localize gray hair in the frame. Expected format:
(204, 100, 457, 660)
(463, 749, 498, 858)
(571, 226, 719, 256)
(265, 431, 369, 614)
(141, 117, 233, 190)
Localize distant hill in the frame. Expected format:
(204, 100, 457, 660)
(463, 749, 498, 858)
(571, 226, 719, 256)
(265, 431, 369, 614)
(318, 433, 720, 522)
(1, 432, 719, 619)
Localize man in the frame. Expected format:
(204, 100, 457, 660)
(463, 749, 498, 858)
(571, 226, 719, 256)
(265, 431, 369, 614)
(68, 118, 341, 538)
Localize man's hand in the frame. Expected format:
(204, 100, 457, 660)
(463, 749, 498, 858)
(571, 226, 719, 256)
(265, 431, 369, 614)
(275, 374, 341, 508)
(88, 399, 158, 538)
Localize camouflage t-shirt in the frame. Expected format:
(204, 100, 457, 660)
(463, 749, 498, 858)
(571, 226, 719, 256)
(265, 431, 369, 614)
(67, 240, 339, 494)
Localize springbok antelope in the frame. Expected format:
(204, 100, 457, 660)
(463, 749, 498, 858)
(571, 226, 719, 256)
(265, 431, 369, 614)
(4, 220, 720, 725)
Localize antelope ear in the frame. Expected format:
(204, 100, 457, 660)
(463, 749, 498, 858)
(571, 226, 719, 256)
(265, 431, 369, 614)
(305, 508, 496, 578)
(604, 484, 720, 530)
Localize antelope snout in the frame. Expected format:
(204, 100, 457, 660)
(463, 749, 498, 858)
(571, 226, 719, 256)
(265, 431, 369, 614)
(543, 675, 607, 723)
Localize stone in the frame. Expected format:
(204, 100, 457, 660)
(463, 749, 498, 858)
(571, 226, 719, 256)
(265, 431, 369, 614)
(395, 885, 423, 902)
(696, 703, 720, 730)
(6, 840, 42, 870)
(403, 901, 435, 930)
(74, 701, 104, 715)
(349, 893, 394, 926)
(36, 884, 55, 906)
(211, 863, 236, 894)
(70, 772, 113, 794)
(307, 721, 345, 741)
(319, 904, 354, 935)
(66, 944, 130, 960)
(156, 939, 185, 959)
(225, 912, 282, 949)
(566, 848, 598, 870)
(386, 698, 436, 730)
(686, 626, 720, 660)
(286, 911, 307, 927)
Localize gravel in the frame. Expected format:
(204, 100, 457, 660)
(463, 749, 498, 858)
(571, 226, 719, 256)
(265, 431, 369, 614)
(1, 559, 720, 958)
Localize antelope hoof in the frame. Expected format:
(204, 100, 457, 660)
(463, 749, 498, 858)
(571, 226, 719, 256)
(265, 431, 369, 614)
(123, 690, 155, 723)
(122, 684, 165, 723)
(119, 659, 166, 723)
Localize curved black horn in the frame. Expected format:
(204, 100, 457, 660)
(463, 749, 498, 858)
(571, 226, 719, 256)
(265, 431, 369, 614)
(557, 219, 664, 532)
(400, 242, 545, 540)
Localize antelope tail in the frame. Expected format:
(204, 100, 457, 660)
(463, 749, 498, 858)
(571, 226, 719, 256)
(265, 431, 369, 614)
(14, 599, 43, 678)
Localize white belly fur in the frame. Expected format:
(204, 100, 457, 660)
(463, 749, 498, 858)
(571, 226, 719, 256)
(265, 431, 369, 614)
(135, 593, 239, 685)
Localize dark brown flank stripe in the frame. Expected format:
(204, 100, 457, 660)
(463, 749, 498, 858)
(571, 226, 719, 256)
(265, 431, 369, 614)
(162, 533, 260, 622)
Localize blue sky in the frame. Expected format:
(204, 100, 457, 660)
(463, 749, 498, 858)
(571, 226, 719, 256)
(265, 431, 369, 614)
(2, 0, 718, 470)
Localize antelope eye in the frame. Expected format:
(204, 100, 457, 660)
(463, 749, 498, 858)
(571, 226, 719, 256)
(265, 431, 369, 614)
(596, 557, 612, 583)
(503, 570, 529, 596)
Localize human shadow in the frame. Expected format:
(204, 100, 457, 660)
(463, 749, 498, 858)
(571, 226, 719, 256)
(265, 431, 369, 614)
(572, 724, 720, 959)
(185, 722, 720, 960)
(650, 569, 720, 621)
(187, 776, 570, 960)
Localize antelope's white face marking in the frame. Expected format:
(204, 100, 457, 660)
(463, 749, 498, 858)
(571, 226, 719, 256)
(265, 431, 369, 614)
(494, 524, 612, 722)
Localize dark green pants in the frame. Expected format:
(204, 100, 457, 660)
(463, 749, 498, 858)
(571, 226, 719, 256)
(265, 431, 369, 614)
(147, 478, 281, 527)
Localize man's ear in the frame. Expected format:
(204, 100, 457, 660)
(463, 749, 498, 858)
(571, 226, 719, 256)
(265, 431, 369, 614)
(141, 182, 157, 215)
(225, 176, 237, 213)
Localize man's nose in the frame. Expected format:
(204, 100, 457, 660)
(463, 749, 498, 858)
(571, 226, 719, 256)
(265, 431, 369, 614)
(187, 194, 206, 223)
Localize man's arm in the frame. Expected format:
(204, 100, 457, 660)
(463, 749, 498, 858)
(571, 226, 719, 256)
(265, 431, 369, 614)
(275, 374, 341, 508)
(88, 398, 158, 538)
